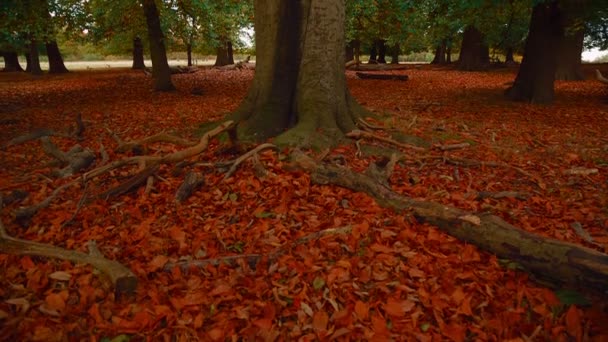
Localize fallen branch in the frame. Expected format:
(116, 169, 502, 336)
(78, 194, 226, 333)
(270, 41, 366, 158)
(1, 114, 84, 150)
(0, 198, 136, 296)
(347, 64, 408, 71)
(355, 72, 409, 81)
(175, 172, 204, 203)
(476, 191, 529, 200)
(289, 150, 608, 294)
(436, 142, 470, 151)
(346, 129, 426, 152)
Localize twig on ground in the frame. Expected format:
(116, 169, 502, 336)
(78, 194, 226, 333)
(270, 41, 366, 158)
(436, 142, 470, 151)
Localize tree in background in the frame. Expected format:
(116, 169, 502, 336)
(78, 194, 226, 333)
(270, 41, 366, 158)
(89, 0, 149, 69)
(141, 0, 175, 91)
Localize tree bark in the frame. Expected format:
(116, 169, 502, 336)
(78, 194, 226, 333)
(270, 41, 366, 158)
(214, 39, 234, 66)
(446, 45, 452, 63)
(369, 42, 378, 63)
(376, 39, 386, 64)
(230, 0, 368, 148)
(187, 43, 193, 66)
(131, 36, 146, 70)
(28, 40, 43, 75)
(345, 40, 355, 62)
(390, 44, 399, 64)
(505, 1, 562, 104)
(458, 26, 489, 71)
(555, 28, 585, 81)
(141, 0, 175, 91)
(431, 40, 446, 64)
(45, 41, 69, 74)
(1, 51, 23, 72)
(505, 47, 515, 63)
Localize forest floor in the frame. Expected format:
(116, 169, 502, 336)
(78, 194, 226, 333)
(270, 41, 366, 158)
(0, 64, 607, 341)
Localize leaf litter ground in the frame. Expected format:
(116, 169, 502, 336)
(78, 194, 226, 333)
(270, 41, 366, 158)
(0, 65, 607, 341)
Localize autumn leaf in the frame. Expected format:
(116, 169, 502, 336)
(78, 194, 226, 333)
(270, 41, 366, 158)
(354, 300, 369, 320)
(312, 310, 329, 332)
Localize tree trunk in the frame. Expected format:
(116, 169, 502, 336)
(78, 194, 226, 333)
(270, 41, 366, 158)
(141, 0, 175, 91)
(45, 41, 69, 74)
(25, 53, 31, 72)
(28, 40, 43, 75)
(369, 42, 378, 63)
(132, 36, 146, 70)
(187, 43, 193, 66)
(458, 26, 489, 71)
(505, 47, 515, 63)
(230, 0, 368, 149)
(431, 41, 446, 64)
(390, 44, 399, 64)
(376, 39, 386, 64)
(353, 39, 360, 64)
(505, 1, 562, 104)
(446, 45, 452, 63)
(555, 28, 585, 81)
(2, 51, 23, 72)
(214, 39, 234, 66)
(345, 40, 355, 62)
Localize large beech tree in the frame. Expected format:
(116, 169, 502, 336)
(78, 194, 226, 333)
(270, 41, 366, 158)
(230, 0, 368, 147)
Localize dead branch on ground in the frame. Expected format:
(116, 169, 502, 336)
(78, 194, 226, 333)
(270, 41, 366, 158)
(0, 198, 136, 296)
(288, 150, 608, 294)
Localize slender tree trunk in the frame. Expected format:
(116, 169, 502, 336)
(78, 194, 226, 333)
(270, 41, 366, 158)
(214, 39, 234, 66)
(345, 40, 355, 62)
(353, 39, 360, 64)
(28, 40, 43, 75)
(45, 41, 69, 73)
(431, 40, 446, 64)
(187, 43, 192, 66)
(458, 26, 489, 71)
(555, 29, 584, 80)
(390, 44, 399, 64)
(376, 39, 386, 64)
(446, 45, 452, 63)
(505, 1, 562, 104)
(230, 0, 368, 148)
(2, 51, 24, 72)
(141, 0, 175, 91)
(368, 42, 378, 64)
(132, 36, 146, 69)
(505, 47, 515, 63)
(25, 53, 31, 72)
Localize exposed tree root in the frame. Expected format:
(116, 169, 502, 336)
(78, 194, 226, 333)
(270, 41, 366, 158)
(224, 143, 278, 179)
(0, 198, 136, 296)
(347, 129, 426, 152)
(112, 132, 197, 154)
(288, 150, 608, 294)
(164, 225, 353, 272)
